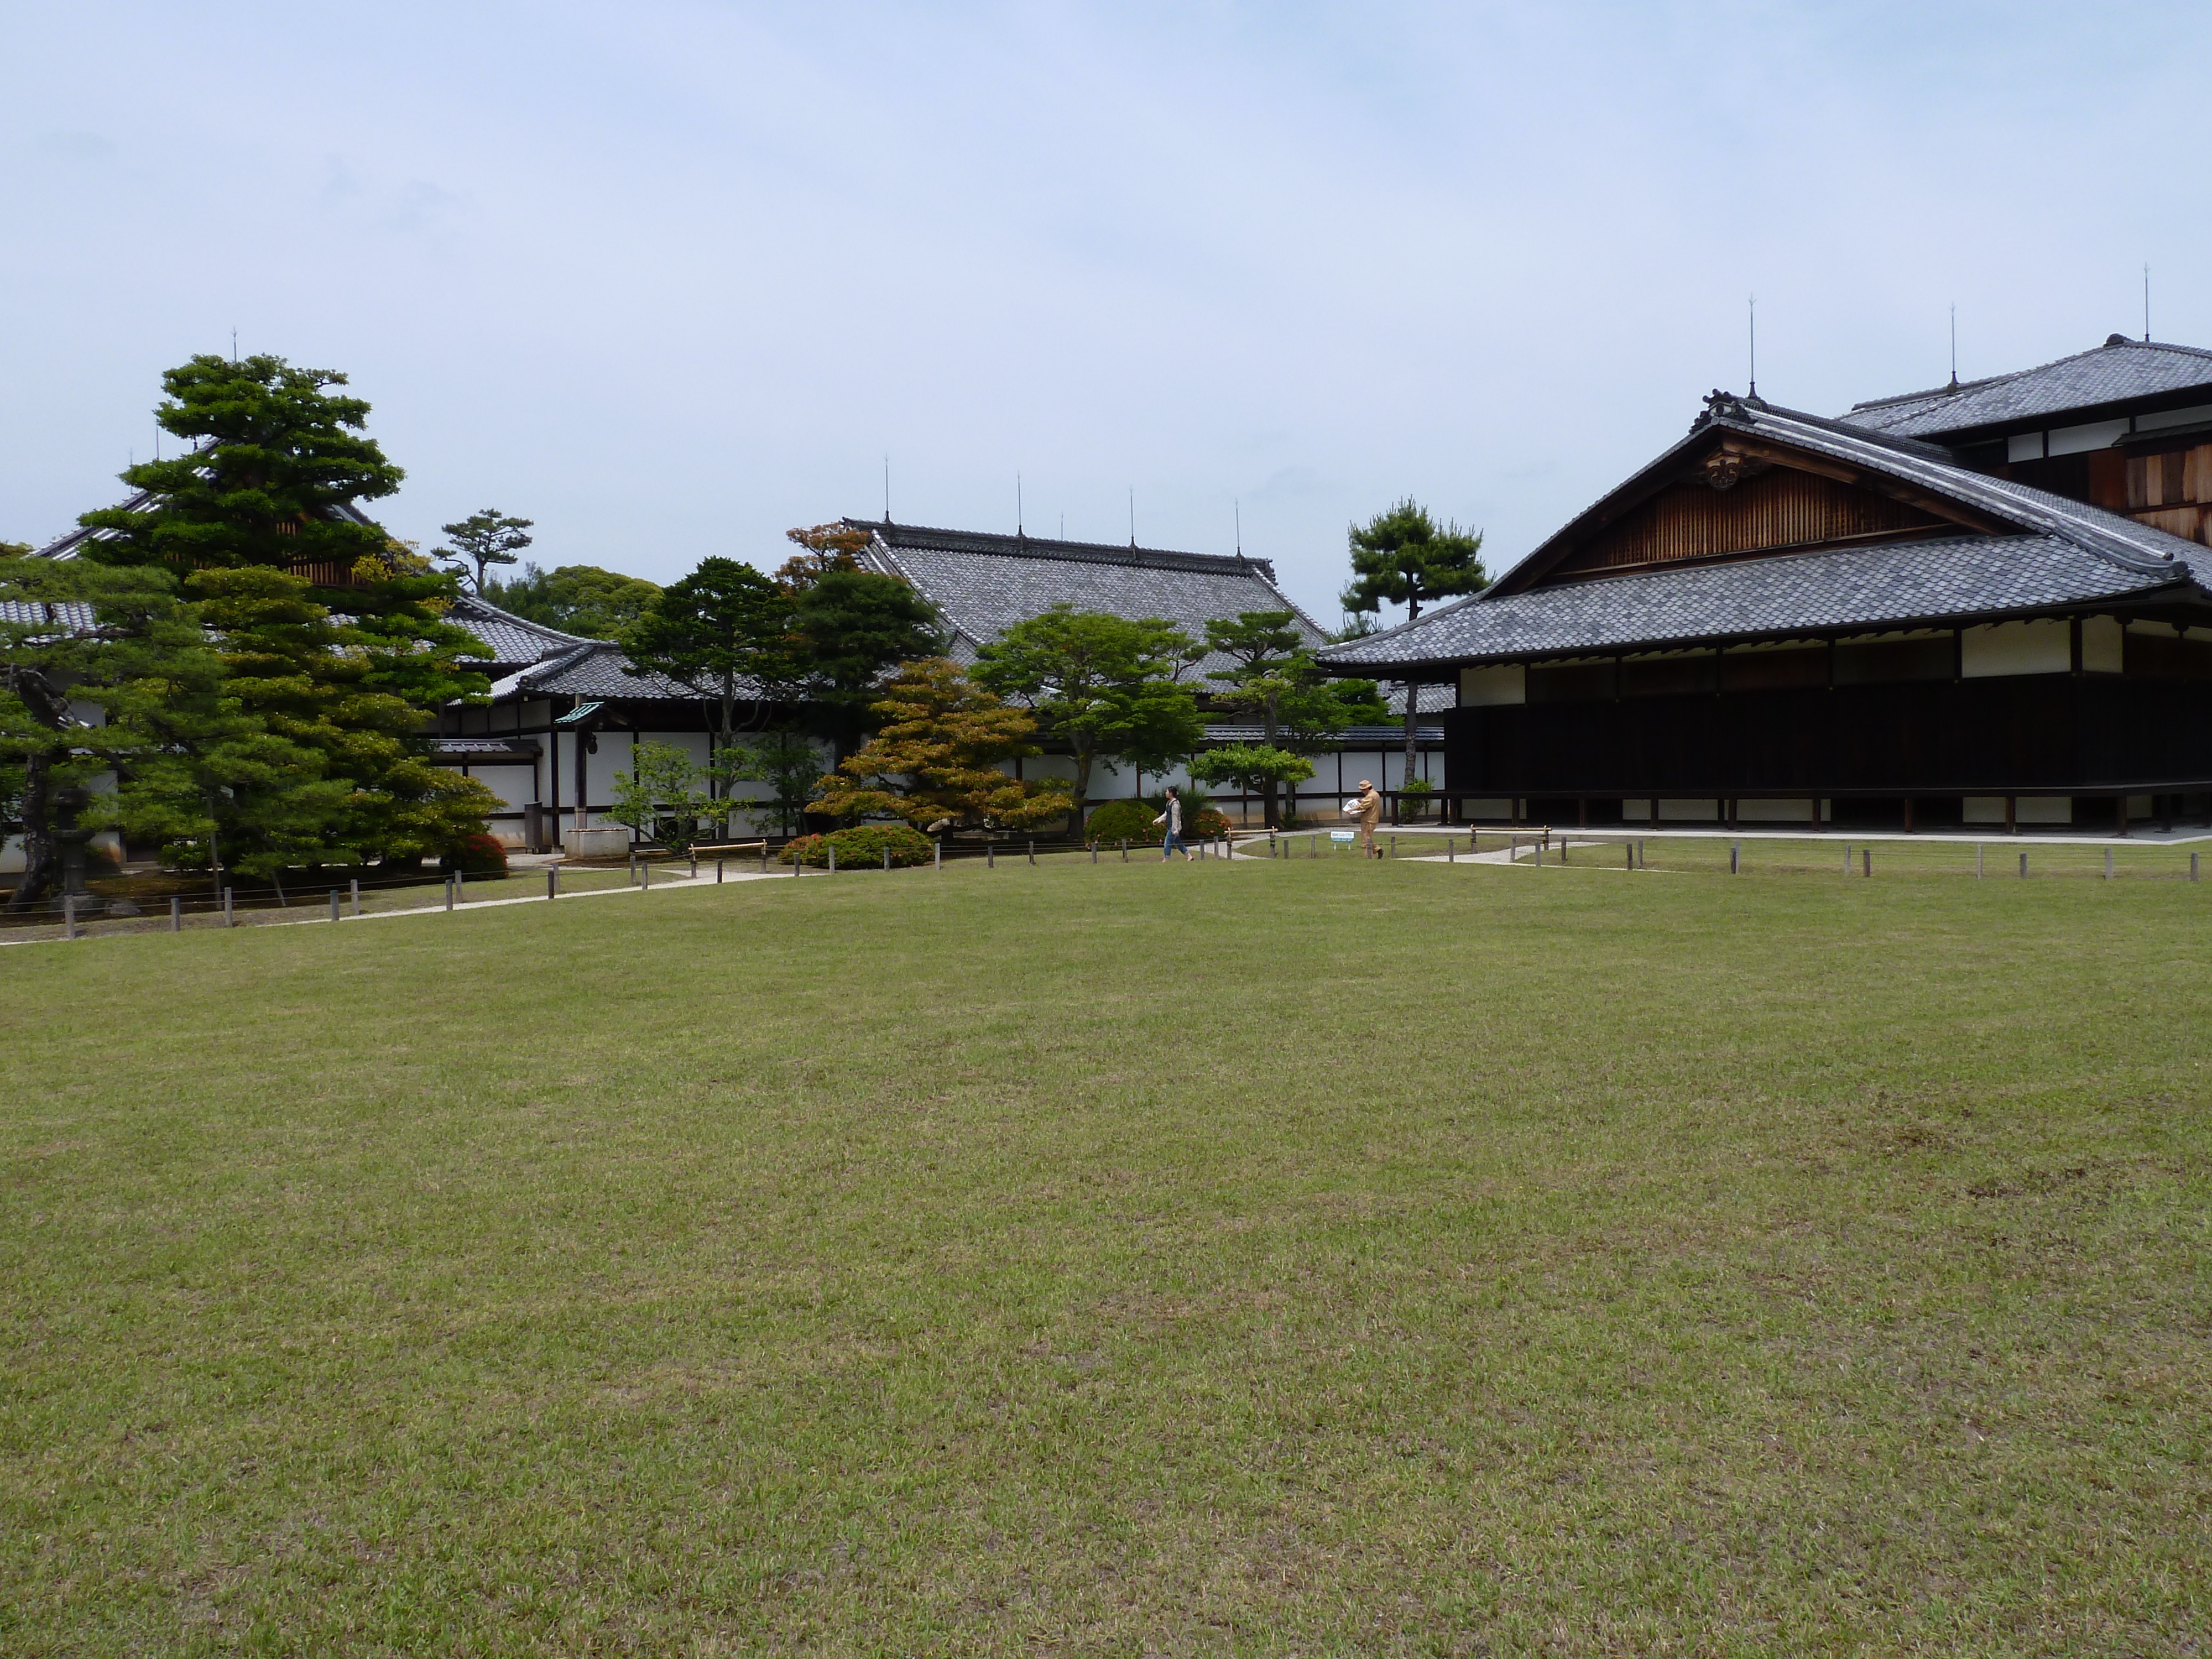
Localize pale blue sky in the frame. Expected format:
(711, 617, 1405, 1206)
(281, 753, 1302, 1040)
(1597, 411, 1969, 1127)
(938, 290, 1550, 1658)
(4, 3, 2206, 622)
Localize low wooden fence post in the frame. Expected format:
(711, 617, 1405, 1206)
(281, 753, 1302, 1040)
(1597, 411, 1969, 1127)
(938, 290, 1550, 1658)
(170, 895, 182, 932)
(1863, 848, 1872, 878)
(935, 839, 942, 872)
(64, 894, 77, 940)
(2020, 851, 2029, 878)
(329, 889, 341, 924)
(826, 847, 835, 875)
(1027, 841, 1035, 865)
(224, 886, 234, 927)
(351, 877, 361, 916)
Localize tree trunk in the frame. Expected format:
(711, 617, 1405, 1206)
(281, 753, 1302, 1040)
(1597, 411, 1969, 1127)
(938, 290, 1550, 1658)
(6, 747, 60, 910)
(1072, 743, 1093, 840)
(1260, 695, 1282, 828)
(1400, 598, 1422, 817)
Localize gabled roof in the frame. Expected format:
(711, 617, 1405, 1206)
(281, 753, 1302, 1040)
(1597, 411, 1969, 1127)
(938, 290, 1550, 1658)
(847, 518, 1329, 681)
(486, 639, 724, 704)
(1320, 393, 2211, 674)
(444, 593, 602, 672)
(1840, 336, 2212, 441)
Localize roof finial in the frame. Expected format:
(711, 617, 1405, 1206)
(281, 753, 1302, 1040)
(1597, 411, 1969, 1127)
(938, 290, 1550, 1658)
(2145, 262, 2151, 343)
(1948, 302, 1958, 389)
(1128, 487, 1136, 549)
(1016, 472, 1023, 540)
(1747, 294, 1757, 400)
(883, 455, 891, 524)
(1234, 498, 1242, 559)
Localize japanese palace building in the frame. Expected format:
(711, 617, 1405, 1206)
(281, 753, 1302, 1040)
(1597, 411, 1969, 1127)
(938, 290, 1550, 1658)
(1319, 335, 2212, 832)
(451, 518, 1446, 847)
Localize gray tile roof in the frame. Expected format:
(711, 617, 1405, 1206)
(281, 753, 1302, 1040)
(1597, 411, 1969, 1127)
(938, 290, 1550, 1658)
(1322, 395, 2210, 672)
(848, 518, 1329, 681)
(445, 594, 602, 671)
(0, 599, 99, 630)
(487, 641, 715, 703)
(1841, 337, 2212, 440)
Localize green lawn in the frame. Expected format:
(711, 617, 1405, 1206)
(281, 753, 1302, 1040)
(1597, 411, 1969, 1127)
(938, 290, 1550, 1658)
(3, 857, 2207, 1654)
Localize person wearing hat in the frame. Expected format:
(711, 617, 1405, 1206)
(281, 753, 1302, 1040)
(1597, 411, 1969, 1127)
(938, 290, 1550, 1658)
(1352, 778, 1383, 858)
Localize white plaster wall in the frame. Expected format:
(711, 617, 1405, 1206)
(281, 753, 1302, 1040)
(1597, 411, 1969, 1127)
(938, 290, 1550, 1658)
(1962, 619, 2069, 678)
(1460, 664, 1526, 706)
(466, 764, 539, 813)
(1658, 799, 1721, 821)
(2083, 617, 2124, 674)
(1736, 799, 1818, 822)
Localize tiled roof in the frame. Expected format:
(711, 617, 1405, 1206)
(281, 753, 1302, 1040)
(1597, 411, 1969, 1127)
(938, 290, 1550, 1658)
(1841, 337, 2212, 440)
(1320, 533, 2184, 669)
(0, 599, 99, 630)
(487, 641, 726, 703)
(1322, 394, 2210, 672)
(445, 594, 602, 670)
(848, 518, 1329, 681)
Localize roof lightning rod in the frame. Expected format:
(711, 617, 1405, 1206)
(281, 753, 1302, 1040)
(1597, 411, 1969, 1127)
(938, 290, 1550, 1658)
(1747, 295, 1757, 399)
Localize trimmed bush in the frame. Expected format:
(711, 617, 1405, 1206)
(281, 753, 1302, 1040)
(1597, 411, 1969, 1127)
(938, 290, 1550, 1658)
(779, 823, 936, 869)
(441, 832, 509, 877)
(1083, 797, 1231, 846)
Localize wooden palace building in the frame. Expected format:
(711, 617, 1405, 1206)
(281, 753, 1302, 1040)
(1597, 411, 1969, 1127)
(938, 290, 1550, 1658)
(1319, 335, 2212, 832)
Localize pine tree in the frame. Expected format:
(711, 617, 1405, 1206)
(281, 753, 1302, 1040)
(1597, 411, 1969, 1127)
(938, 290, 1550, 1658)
(813, 659, 1072, 832)
(436, 509, 534, 592)
(1201, 612, 1387, 828)
(1341, 500, 1486, 786)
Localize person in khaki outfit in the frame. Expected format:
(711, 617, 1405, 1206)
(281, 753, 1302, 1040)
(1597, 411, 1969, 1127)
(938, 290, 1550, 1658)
(1353, 778, 1383, 858)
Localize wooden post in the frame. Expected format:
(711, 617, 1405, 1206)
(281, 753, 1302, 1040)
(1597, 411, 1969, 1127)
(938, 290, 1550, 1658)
(445, 877, 455, 912)
(1121, 838, 1128, 862)
(936, 839, 943, 871)
(170, 895, 181, 933)
(1975, 844, 1983, 878)
(224, 886, 234, 927)
(1902, 797, 1914, 833)
(1863, 848, 1871, 878)
(64, 894, 76, 940)
(351, 877, 361, 916)
(883, 848, 891, 872)
(2192, 852, 2200, 883)
(1843, 842, 1851, 875)
(717, 859, 724, 883)
(2005, 795, 2017, 834)
(762, 842, 770, 874)
(643, 862, 651, 889)
(329, 889, 341, 924)
(1027, 841, 1035, 865)
(1092, 842, 1098, 864)
(1730, 842, 1740, 875)
(690, 852, 698, 880)
(2114, 796, 2127, 837)
(549, 867, 559, 900)
(986, 843, 994, 869)
(2020, 851, 2028, 878)
(826, 847, 834, 875)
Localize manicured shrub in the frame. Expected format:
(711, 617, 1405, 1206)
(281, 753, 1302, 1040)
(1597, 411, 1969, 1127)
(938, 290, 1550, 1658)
(441, 832, 509, 876)
(1083, 796, 1232, 846)
(779, 823, 936, 868)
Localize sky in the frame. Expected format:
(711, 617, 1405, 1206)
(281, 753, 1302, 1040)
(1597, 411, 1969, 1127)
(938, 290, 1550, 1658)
(5, 3, 2209, 624)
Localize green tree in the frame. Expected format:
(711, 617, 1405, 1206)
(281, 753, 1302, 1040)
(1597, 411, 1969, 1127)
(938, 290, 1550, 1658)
(479, 563, 665, 638)
(0, 558, 227, 906)
(623, 558, 791, 760)
(813, 658, 1071, 833)
(605, 740, 719, 854)
(437, 508, 534, 592)
(77, 354, 403, 582)
(1342, 499, 1486, 782)
(181, 567, 499, 873)
(1201, 611, 1387, 827)
(971, 605, 1205, 833)
(712, 732, 823, 837)
(786, 569, 944, 760)
(1188, 744, 1315, 822)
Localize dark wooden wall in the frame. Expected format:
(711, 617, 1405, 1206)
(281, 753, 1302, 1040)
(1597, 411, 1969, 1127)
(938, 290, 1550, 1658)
(1443, 675, 2212, 795)
(1552, 466, 1945, 578)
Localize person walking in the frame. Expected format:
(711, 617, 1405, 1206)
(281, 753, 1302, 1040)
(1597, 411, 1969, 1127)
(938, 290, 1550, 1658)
(1154, 786, 1193, 862)
(1352, 778, 1383, 858)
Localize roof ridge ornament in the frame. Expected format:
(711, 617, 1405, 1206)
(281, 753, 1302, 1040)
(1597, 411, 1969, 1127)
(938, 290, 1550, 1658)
(1699, 387, 1750, 426)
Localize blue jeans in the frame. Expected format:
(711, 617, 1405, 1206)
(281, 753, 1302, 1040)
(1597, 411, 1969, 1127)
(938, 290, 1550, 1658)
(1161, 828, 1186, 859)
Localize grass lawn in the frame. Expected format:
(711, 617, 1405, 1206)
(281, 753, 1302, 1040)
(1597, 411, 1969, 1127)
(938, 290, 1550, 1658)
(2, 855, 2207, 1654)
